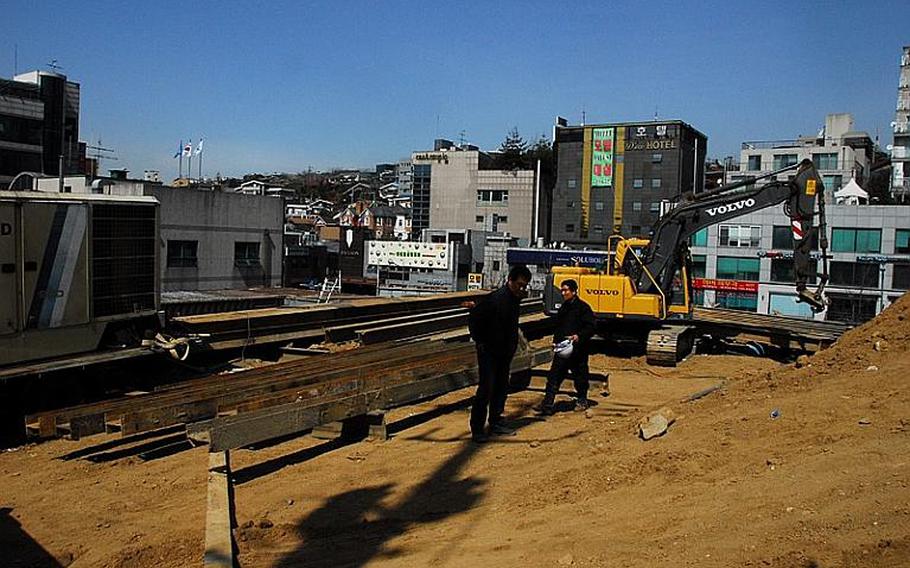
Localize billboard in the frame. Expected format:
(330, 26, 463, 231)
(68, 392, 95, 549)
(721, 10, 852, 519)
(692, 278, 759, 293)
(367, 241, 450, 269)
(591, 127, 614, 187)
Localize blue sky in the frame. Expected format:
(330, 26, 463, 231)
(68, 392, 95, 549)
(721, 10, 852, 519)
(4, 1, 908, 178)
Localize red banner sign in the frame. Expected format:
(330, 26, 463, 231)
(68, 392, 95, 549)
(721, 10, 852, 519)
(692, 278, 758, 293)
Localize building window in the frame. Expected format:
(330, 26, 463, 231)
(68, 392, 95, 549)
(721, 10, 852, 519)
(831, 228, 881, 253)
(167, 240, 198, 268)
(770, 258, 817, 284)
(633, 179, 644, 189)
(829, 261, 879, 287)
(822, 174, 843, 192)
(690, 228, 708, 247)
(234, 241, 260, 266)
(632, 202, 642, 212)
(651, 153, 663, 163)
(475, 215, 484, 223)
(649, 203, 660, 213)
(492, 260, 501, 271)
(477, 189, 508, 204)
(747, 155, 762, 171)
(565, 224, 575, 233)
(593, 225, 604, 234)
(893, 264, 910, 290)
(567, 179, 577, 189)
(716, 291, 758, 311)
(691, 254, 707, 278)
(651, 179, 661, 189)
(813, 153, 838, 170)
(716, 256, 760, 281)
(719, 225, 761, 248)
(497, 215, 508, 223)
(772, 225, 818, 250)
(772, 154, 798, 169)
(896, 229, 910, 254)
(827, 294, 878, 324)
(594, 201, 604, 211)
(630, 225, 642, 236)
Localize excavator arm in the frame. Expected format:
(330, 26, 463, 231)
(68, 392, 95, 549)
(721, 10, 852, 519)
(632, 159, 829, 312)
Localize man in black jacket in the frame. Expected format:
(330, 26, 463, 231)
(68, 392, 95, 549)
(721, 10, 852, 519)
(467, 264, 531, 443)
(535, 278, 596, 415)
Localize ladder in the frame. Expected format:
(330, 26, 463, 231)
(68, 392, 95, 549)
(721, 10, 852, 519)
(318, 274, 341, 303)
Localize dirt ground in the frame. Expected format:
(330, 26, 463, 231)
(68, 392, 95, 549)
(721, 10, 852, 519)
(2, 294, 909, 567)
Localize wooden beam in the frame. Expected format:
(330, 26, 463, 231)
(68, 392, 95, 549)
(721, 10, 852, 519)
(188, 347, 552, 451)
(203, 451, 234, 568)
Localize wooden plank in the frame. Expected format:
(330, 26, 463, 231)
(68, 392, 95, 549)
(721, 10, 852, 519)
(188, 347, 551, 451)
(117, 347, 474, 437)
(68, 414, 106, 440)
(26, 341, 449, 428)
(120, 399, 219, 436)
(203, 451, 234, 568)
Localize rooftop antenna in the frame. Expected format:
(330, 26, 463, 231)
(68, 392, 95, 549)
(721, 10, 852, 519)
(13, 43, 17, 75)
(47, 59, 63, 72)
(458, 129, 467, 147)
(86, 137, 117, 178)
(654, 106, 659, 121)
(581, 106, 586, 126)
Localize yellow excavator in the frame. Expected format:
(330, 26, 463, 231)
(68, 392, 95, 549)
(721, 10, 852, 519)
(545, 159, 830, 364)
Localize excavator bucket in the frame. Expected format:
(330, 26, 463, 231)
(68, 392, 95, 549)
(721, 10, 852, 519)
(797, 288, 828, 313)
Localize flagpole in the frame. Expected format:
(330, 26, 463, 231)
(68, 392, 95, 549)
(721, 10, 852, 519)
(178, 140, 183, 179)
(187, 140, 193, 181)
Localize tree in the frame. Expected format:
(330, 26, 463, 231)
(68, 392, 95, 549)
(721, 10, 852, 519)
(493, 127, 529, 170)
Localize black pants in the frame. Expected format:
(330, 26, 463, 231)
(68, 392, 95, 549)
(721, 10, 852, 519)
(543, 352, 590, 406)
(470, 348, 512, 436)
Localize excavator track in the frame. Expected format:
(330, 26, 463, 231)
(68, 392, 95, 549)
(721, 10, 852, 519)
(645, 325, 695, 367)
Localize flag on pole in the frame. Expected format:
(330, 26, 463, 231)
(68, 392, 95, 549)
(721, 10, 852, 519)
(173, 140, 182, 158)
(183, 140, 193, 157)
(195, 138, 204, 156)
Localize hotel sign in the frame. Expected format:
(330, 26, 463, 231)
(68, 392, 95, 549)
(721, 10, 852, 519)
(624, 138, 678, 151)
(591, 127, 614, 187)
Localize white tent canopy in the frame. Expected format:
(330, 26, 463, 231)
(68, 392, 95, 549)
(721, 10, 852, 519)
(834, 178, 869, 205)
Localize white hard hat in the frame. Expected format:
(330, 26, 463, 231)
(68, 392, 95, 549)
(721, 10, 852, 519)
(553, 338, 574, 359)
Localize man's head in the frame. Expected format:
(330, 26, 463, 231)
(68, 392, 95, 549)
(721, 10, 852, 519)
(560, 279, 578, 302)
(506, 264, 532, 298)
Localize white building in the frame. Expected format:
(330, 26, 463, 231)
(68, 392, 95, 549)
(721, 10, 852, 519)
(736, 113, 874, 199)
(411, 146, 535, 242)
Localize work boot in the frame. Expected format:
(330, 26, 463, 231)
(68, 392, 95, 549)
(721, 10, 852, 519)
(574, 398, 590, 412)
(533, 401, 555, 416)
(489, 422, 516, 436)
(471, 433, 489, 444)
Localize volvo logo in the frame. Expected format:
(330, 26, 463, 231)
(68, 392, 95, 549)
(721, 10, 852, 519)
(586, 289, 619, 296)
(705, 198, 755, 217)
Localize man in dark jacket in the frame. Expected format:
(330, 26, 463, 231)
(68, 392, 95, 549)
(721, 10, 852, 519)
(535, 278, 596, 415)
(467, 264, 531, 443)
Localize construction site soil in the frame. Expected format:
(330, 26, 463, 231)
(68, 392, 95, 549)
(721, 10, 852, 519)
(2, 293, 908, 567)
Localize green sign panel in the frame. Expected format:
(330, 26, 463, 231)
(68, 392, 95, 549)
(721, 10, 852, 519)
(591, 128, 614, 187)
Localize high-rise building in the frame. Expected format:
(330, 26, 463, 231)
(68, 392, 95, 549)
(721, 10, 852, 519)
(892, 46, 910, 202)
(549, 119, 707, 246)
(0, 70, 81, 188)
